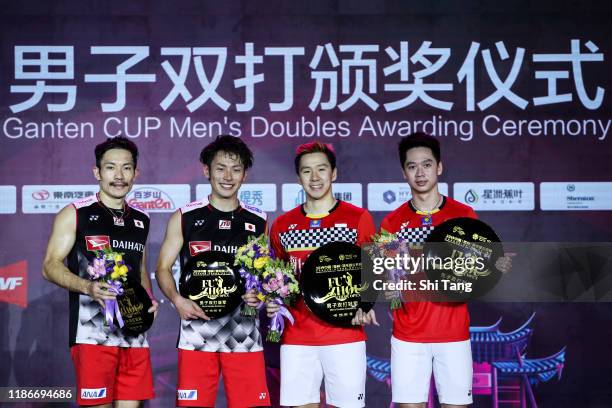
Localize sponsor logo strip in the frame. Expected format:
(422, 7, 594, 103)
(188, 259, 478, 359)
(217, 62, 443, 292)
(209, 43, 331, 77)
(127, 184, 190, 213)
(0, 186, 17, 214)
(454, 182, 535, 211)
(541, 182, 612, 210)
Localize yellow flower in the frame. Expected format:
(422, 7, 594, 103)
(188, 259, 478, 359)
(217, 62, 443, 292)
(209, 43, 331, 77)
(114, 254, 123, 263)
(119, 265, 128, 276)
(254, 256, 270, 270)
(110, 271, 120, 280)
(257, 293, 266, 301)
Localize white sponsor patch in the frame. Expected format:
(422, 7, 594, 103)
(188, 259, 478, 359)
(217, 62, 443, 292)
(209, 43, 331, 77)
(0, 186, 17, 214)
(367, 183, 449, 211)
(454, 182, 535, 211)
(22, 185, 98, 214)
(282, 183, 363, 211)
(81, 388, 107, 399)
(541, 182, 612, 210)
(177, 389, 198, 401)
(127, 184, 190, 213)
(197, 183, 277, 211)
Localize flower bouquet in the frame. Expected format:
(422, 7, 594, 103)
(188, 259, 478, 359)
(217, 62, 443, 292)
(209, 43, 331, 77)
(87, 247, 130, 330)
(260, 259, 300, 342)
(370, 229, 410, 310)
(234, 234, 272, 317)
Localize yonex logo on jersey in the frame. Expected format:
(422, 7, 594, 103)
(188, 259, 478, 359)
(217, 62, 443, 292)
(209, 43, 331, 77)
(289, 224, 298, 230)
(177, 389, 198, 400)
(194, 219, 204, 226)
(81, 388, 106, 399)
(357, 393, 364, 400)
(134, 219, 144, 228)
(219, 220, 231, 230)
(259, 392, 267, 400)
(309, 219, 321, 228)
(401, 221, 410, 229)
(245, 222, 255, 232)
(189, 241, 211, 256)
(85, 235, 110, 251)
(89, 215, 99, 222)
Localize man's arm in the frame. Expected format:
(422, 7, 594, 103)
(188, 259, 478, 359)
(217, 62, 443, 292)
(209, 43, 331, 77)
(42, 205, 116, 306)
(155, 210, 208, 320)
(139, 248, 159, 315)
(352, 210, 379, 326)
(266, 219, 286, 317)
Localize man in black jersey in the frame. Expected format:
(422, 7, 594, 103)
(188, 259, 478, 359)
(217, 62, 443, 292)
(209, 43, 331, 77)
(156, 135, 271, 407)
(43, 137, 157, 407)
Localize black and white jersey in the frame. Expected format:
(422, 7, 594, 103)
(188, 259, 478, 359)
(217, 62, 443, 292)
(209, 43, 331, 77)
(66, 194, 150, 348)
(178, 198, 267, 352)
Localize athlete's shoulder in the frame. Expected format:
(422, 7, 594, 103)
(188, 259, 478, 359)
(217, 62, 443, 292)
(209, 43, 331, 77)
(382, 202, 411, 225)
(443, 196, 475, 216)
(71, 194, 97, 210)
(338, 200, 370, 218)
(240, 201, 267, 221)
(127, 202, 150, 218)
(180, 198, 208, 214)
(272, 205, 303, 229)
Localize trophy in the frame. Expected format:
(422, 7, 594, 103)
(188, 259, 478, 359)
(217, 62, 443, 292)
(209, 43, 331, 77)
(180, 251, 245, 318)
(423, 217, 504, 301)
(301, 242, 375, 326)
(117, 276, 154, 336)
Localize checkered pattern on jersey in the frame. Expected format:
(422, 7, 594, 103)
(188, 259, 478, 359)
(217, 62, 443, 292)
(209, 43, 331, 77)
(279, 226, 358, 250)
(178, 307, 262, 352)
(76, 295, 148, 347)
(398, 226, 435, 244)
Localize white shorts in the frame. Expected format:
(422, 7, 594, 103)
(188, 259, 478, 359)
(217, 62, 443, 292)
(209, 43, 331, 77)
(391, 336, 473, 405)
(280, 342, 366, 408)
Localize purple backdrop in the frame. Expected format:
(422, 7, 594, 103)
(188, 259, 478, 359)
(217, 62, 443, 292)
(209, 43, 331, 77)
(1, 1, 612, 407)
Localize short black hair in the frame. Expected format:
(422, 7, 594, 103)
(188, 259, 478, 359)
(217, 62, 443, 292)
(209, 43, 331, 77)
(398, 132, 441, 166)
(294, 142, 337, 174)
(199, 135, 253, 170)
(95, 136, 139, 168)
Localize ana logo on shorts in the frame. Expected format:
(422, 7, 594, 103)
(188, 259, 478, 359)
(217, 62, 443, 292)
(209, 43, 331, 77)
(177, 390, 198, 400)
(81, 388, 106, 399)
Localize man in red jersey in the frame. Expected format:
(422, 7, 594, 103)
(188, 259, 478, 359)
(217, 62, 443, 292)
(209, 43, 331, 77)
(380, 133, 512, 408)
(267, 142, 377, 408)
